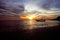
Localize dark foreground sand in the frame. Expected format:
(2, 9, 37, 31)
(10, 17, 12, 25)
(0, 20, 60, 40)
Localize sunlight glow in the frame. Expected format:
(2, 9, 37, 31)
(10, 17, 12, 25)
(25, 4, 40, 12)
(26, 14, 36, 20)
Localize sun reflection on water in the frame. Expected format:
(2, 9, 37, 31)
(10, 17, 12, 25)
(21, 20, 60, 30)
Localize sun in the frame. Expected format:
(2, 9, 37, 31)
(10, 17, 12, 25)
(20, 13, 37, 20)
(26, 14, 36, 20)
(27, 16, 34, 20)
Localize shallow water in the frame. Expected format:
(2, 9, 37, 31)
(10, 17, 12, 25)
(0, 20, 60, 31)
(19, 20, 60, 29)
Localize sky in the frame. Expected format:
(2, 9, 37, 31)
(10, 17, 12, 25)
(0, 0, 60, 16)
(24, 0, 60, 13)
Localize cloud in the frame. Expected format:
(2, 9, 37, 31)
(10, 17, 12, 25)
(23, 0, 60, 16)
(23, 0, 60, 9)
(0, 0, 60, 17)
(0, 0, 24, 15)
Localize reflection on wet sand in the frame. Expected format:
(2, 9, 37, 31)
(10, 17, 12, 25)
(20, 20, 60, 29)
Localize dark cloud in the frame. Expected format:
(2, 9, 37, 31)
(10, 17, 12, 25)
(0, 0, 24, 16)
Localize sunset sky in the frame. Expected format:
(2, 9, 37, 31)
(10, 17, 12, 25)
(0, 0, 60, 20)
